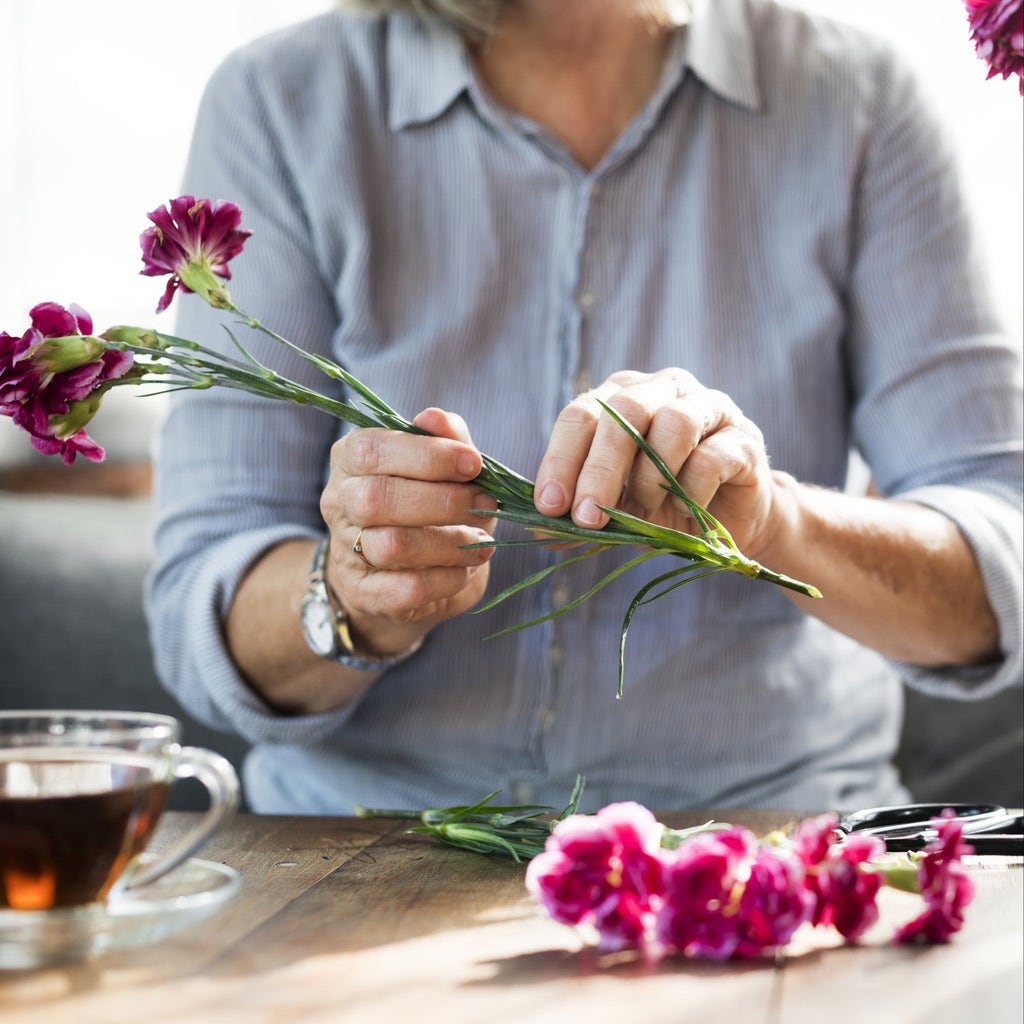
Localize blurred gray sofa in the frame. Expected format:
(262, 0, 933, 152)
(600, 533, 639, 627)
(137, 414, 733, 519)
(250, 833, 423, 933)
(1, 490, 1021, 811)
(0, 490, 251, 810)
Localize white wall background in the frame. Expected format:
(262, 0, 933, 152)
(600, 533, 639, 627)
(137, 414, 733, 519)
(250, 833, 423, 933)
(1, 0, 1021, 465)
(0, 0, 338, 463)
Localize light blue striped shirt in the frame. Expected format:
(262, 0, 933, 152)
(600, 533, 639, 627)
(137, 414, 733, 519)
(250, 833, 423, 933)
(148, 0, 1023, 815)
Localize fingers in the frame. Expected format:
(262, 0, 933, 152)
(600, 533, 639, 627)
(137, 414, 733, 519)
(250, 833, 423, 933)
(343, 523, 495, 573)
(535, 368, 767, 531)
(319, 408, 498, 633)
(337, 410, 483, 486)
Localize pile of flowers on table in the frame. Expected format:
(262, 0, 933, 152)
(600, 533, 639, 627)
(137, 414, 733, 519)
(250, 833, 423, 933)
(524, 802, 974, 960)
(356, 780, 977, 960)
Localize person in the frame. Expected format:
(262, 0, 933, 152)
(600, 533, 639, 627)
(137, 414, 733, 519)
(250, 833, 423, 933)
(147, 0, 1023, 815)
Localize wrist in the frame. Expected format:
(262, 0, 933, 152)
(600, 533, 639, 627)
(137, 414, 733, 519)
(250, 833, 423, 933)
(750, 470, 805, 570)
(342, 606, 430, 661)
(300, 536, 425, 670)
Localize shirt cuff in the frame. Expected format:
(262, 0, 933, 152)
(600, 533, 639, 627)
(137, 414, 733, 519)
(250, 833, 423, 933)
(892, 484, 1023, 699)
(155, 525, 367, 745)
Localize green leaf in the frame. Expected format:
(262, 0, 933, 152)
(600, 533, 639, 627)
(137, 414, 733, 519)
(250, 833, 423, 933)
(473, 544, 615, 614)
(481, 550, 663, 640)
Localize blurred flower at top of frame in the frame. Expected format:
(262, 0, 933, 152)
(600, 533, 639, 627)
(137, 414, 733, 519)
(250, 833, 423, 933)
(0, 302, 136, 465)
(140, 195, 252, 313)
(965, 0, 1024, 93)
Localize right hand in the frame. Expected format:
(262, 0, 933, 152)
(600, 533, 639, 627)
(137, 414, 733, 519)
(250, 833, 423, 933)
(319, 407, 498, 657)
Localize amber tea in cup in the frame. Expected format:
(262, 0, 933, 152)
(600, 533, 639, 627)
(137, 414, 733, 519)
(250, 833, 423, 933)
(0, 711, 239, 911)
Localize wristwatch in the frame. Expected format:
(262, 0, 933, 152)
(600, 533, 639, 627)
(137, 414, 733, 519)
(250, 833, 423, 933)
(299, 535, 423, 671)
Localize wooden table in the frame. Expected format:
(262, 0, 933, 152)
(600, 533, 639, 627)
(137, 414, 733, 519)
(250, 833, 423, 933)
(0, 810, 1020, 1024)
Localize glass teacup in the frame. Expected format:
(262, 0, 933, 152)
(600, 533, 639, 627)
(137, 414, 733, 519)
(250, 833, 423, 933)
(0, 710, 239, 911)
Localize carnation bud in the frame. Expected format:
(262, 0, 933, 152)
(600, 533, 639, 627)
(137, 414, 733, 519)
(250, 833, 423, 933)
(34, 335, 105, 373)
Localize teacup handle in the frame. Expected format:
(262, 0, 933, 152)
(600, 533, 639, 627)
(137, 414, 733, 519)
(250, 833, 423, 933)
(119, 745, 240, 891)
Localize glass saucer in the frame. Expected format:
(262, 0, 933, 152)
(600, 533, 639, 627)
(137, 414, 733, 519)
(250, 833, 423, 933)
(0, 854, 242, 970)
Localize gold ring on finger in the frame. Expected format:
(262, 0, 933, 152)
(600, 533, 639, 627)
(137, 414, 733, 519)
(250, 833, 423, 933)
(352, 528, 375, 569)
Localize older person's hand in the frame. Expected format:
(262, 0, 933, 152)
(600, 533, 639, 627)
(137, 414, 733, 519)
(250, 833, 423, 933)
(319, 407, 497, 656)
(533, 368, 782, 558)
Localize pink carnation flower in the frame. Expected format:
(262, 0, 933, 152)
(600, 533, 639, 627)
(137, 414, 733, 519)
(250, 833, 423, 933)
(654, 826, 755, 960)
(140, 195, 251, 312)
(792, 813, 885, 942)
(525, 801, 665, 952)
(656, 827, 813, 960)
(731, 844, 815, 958)
(0, 302, 134, 465)
(894, 811, 976, 944)
(965, 0, 1024, 93)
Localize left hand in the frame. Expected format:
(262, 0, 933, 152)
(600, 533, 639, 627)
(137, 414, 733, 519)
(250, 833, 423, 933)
(533, 368, 782, 557)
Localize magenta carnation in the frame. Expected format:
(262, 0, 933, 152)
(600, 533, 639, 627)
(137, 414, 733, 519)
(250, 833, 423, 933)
(732, 844, 815, 957)
(894, 812, 976, 944)
(140, 195, 251, 312)
(966, 0, 1024, 93)
(525, 802, 665, 951)
(792, 813, 885, 942)
(0, 302, 135, 465)
(654, 827, 756, 960)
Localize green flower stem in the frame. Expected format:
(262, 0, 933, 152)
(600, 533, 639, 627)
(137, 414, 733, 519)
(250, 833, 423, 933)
(355, 775, 586, 862)
(103, 307, 821, 696)
(354, 777, 731, 862)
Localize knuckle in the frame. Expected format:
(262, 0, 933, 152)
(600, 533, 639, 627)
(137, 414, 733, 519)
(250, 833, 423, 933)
(607, 369, 643, 388)
(559, 398, 601, 430)
(663, 367, 698, 391)
(606, 391, 648, 426)
(393, 572, 430, 610)
(374, 528, 404, 564)
(344, 428, 386, 476)
(659, 401, 697, 437)
(346, 474, 391, 522)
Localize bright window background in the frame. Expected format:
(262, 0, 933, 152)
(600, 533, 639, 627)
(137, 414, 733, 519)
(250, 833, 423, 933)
(0, 0, 1020, 466)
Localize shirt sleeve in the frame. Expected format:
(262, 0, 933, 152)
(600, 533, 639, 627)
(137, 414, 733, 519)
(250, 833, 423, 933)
(145, 45, 362, 743)
(843, 43, 1023, 696)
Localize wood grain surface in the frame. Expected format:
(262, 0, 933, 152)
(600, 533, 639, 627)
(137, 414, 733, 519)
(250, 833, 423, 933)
(0, 811, 1020, 1024)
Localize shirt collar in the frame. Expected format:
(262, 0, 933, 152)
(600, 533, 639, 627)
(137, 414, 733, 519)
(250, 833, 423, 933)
(685, 0, 762, 111)
(386, 0, 761, 133)
(387, 13, 474, 131)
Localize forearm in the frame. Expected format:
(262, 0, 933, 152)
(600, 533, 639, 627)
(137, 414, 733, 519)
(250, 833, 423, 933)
(224, 539, 385, 715)
(761, 473, 1000, 668)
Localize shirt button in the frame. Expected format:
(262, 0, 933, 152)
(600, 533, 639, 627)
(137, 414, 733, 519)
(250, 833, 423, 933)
(549, 644, 564, 669)
(551, 581, 572, 610)
(578, 290, 596, 312)
(511, 781, 536, 804)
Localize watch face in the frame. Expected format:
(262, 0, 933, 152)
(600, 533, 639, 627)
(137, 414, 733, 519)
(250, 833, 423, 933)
(300, 596, 337, 657)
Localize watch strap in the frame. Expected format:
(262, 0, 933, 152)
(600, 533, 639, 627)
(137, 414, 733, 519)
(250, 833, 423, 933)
(305, 535, 424, 671)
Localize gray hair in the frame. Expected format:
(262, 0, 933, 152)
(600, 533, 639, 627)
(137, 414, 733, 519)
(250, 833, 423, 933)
(341, 0, 504, 39)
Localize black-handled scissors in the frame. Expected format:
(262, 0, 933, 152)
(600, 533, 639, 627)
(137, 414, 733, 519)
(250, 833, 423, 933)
(836, 802, 1024, 854)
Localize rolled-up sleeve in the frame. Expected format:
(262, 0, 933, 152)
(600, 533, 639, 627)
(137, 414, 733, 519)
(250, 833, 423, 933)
(145, 47, 359, 743)
(843, 45, 1023, 696)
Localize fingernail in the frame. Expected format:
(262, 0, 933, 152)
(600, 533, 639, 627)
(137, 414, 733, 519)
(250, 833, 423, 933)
(537, 482, 565, 510)
(575, 498, 603, 526)
(456, 452, 479, 478)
